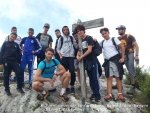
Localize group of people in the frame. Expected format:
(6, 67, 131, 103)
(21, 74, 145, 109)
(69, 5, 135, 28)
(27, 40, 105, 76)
(0, 23, 139, 103)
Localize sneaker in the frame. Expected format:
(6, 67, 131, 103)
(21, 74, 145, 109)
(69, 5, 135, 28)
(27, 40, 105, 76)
(66, 88, 70, 94)
(117, 94, 125, 102)
(71, 87, 75, 94)
(90, 94, 95, 100)
(95, 95, 101, 102)
(17, 88, 25, 94)
(5, 90, 12, 96)
(104, 95, 112, 102)
(58, 94, 69, 102)
(78, 86, 81, 91)
(48, 88, 56, 93)
(25, 83, 32, 90)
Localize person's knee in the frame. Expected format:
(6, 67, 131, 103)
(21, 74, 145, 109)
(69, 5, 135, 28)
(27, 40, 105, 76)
(32, 82, 43, 89)
(65, 72, 71, 78)
(107, 77, 113, 80)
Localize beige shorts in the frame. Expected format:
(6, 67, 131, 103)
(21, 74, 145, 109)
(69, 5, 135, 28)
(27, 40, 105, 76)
(43, 76, 62, 91)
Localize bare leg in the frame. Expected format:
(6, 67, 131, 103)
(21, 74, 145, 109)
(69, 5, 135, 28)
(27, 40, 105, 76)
(32, 81, 44, 92)
(60, 72, 71, 88)
(131, 78, 135, 85)
(116, 77, 122, 93)
(107, 76, 113, 94)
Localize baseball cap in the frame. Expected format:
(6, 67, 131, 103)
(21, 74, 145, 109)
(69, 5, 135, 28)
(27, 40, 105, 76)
(44, 23, 50, 28)
(116, 25, 126, 30)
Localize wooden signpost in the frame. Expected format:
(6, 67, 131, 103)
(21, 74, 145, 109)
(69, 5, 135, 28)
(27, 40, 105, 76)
(72, 18, 104, 113)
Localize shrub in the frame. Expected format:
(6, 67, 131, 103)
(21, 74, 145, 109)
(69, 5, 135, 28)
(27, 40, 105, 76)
(125, 66, 150, 112)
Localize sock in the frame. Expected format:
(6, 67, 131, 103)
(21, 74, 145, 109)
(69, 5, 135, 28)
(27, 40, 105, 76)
(118, 93, 122, 96)
(60, 88, 66, 95)
(109, 94, 112, 97)
(42, 90, 46, 95)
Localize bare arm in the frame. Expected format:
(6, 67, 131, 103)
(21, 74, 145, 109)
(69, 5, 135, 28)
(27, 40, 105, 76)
(118, 43, 125, 59)
(55, 64, 66, 76)
(49, 42, 52, 48)
(33, 69, 51, 82)
(118, 43, 125, 63)
(132, 41, 139, 55)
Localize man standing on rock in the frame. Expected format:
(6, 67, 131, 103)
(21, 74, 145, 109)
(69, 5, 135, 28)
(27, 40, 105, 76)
(0, 33, 25, 96)
(76, 25, 101, 102)
(5, 27, 22, 82)
(116, 25, 139, 95)
(99, 28, 125, 102)
(36, 23, 53, 65)
(32, 48, 71, 102)
(57, 26, 78, 94)
(54, 29, 62, 62)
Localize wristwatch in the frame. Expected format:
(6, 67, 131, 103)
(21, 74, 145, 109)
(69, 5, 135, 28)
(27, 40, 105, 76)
(55, 73, 59, 76)
(136, 54, 139, 56)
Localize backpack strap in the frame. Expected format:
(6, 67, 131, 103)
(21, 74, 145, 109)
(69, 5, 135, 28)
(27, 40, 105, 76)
(52, 59, 57, 66)
(111, 37, 120, 54)
(41, 59, 57, 75)
(41, 60, 46, 75)
(60, 36, 63, 49)
(101, 40, 105, 48)
(70, 36, 76, 49)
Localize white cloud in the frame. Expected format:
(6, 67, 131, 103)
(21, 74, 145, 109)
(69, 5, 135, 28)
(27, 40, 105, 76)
(0, 30, 7, 46)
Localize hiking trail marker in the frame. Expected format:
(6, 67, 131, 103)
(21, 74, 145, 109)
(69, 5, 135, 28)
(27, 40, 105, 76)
(72, 18, 104, 113)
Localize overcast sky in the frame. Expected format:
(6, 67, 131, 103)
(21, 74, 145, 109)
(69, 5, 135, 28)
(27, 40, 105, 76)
(0, 0, 149, 68)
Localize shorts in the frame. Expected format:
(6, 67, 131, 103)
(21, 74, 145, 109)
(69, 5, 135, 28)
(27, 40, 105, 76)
(74, 59, 79, 70)
(109, 61, 119, 77)
(43, 76, 62, 91)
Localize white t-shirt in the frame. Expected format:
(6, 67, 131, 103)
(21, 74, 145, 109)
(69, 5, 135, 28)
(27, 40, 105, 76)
(99, 38, 121, 60)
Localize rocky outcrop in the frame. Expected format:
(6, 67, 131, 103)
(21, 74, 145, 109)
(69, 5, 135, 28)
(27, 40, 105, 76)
(0, 72, 144, 113)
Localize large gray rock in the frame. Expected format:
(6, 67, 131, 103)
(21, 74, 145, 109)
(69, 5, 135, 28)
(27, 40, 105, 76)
(0, 73, 143, 113)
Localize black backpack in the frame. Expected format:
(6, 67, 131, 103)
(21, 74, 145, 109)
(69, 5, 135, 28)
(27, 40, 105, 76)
(41, 59, 57, 75)
(87, 36, 102, 56)
(60, 36, 76, 50)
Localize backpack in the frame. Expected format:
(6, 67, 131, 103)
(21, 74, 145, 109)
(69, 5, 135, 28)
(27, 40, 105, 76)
(87, 36, 102, 56)
(41, 59, 57, 75)
(60, 36, 76, 49)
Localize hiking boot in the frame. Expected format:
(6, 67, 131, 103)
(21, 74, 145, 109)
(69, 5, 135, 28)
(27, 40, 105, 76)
(78, 86, 81, 91)
(6, 90, 12, 96)
(90, 94, 95, 100)
(48, 88, 56, 93)
(104, 94, 113, 102)
(66, 88, 70, 94)
(126, 86, 135, 95)
(17, 88, 25, 94)
(58, 94, 69, 102)
(71, 87, 75, 94)
(117, 94, 125, 102)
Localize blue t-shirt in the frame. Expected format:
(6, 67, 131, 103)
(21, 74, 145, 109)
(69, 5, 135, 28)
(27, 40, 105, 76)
(38, 59, 60, 79)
